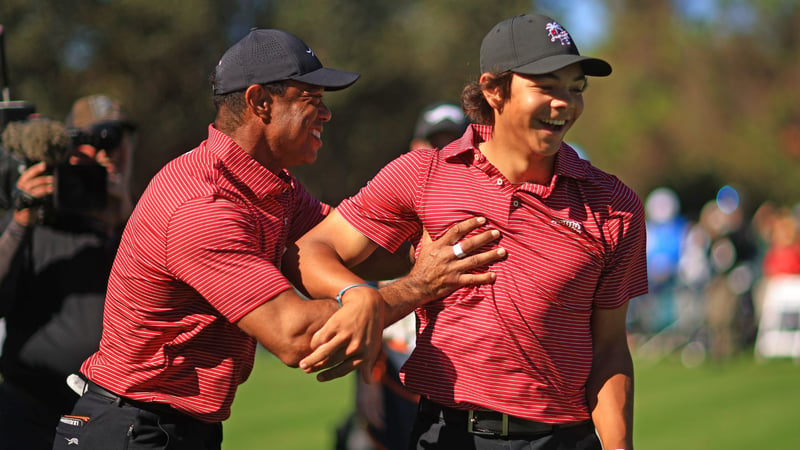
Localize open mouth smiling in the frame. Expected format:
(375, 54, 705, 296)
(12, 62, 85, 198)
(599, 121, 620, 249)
(539, 118, 567, 132)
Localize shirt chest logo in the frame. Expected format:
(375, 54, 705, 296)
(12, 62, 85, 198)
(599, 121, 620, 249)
(551, 218, 583, 233)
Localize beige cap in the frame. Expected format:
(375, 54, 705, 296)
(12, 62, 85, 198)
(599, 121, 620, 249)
(65, 94, 132, 130)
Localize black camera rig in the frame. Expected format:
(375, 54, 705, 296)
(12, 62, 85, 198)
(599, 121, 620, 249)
(0, 25, 107, 216)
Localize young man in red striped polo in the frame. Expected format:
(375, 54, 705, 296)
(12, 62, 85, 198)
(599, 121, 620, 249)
(291, 14, 648, 450)
(52, 29, 504, 450)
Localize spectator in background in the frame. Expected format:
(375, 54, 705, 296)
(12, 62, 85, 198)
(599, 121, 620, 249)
(0, 95, 137, 450)
(629, 187, 689, 337)
(410, 102, 470, 151)
(761, 206, 800, 278)
(337, 102, 469, 450)
(696, 190, 759, 361)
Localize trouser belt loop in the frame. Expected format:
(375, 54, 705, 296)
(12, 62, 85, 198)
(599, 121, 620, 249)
(502, 413, 509, 437)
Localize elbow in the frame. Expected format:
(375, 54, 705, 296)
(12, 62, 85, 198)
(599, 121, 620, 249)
(257, 329, 315, 368)
(273, 346, 306, 368)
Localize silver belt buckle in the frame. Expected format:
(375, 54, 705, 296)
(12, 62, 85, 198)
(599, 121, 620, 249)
(467, 410, 509, 437)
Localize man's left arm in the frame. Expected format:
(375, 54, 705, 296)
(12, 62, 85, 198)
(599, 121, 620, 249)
(586, 302, 634, 450)
(282, 210, 504, 382)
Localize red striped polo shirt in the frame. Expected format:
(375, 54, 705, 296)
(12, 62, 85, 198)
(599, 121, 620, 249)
(336, 124, 648, 423)
(80, 125, 328, 423)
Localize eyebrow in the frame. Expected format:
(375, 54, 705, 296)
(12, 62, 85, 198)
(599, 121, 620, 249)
(527, 73, 587, 83)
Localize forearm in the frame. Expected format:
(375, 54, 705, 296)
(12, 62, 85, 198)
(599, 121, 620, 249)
(238, 290, 341, 367)
(273, 298, 341, 366)
(586, 345, 634, 450)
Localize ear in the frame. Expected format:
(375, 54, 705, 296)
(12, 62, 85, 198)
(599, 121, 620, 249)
(244, 84, 272, 120)
(479, 73, 504, 111)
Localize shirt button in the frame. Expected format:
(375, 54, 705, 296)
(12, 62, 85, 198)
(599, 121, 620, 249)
(512, 200, 520, 207)
(496, 179, 503, 186)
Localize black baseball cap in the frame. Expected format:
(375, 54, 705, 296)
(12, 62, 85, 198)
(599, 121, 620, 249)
(213, 28, 360, 95)
(480, 14, 612, 77)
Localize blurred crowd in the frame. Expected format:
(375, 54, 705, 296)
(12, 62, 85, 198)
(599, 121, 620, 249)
(627, 185, 800, 366)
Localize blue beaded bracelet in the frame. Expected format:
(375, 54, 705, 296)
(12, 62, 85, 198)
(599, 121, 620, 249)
(335, 283, 375, 306)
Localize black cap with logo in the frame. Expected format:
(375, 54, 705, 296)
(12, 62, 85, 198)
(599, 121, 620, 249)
(480, 14, 612, 77)
(213, 28, 360, 95)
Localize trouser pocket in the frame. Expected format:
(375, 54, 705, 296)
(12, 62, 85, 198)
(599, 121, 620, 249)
(52, 390, 136, 449)
(53, 414, 89, 448)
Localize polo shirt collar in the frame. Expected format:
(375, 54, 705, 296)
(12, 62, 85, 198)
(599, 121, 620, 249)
(441, 124, 589, 181)
(206, 124, 294, 198)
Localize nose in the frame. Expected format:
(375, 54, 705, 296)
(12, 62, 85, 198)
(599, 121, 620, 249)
(550, 88, 577, 109)
(318, 101, 332, 122)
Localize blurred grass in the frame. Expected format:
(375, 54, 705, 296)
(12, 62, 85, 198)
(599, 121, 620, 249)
(223, 349, 800, 450)
(223, 349, 354, 449)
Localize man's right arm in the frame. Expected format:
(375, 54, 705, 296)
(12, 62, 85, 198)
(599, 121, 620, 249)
(235, 289, 341, 367)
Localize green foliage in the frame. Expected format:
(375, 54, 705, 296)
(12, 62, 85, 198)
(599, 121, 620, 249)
(574, 0, 800, 218)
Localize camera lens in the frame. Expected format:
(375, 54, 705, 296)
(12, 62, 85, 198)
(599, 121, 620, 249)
(91, 124, 123, 151)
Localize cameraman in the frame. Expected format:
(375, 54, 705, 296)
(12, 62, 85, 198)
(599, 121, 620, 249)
(0, 94, 136, 450)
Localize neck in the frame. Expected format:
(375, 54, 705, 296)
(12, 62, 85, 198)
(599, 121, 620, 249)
(226, 123, 284, 175)
(479, 137, 557, 185)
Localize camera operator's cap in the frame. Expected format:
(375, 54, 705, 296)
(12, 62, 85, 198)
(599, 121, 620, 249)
(213, 28, 360, 95)
(414, 102, 468, 141)
(480, 14, 612, 77)
(65, 95, 133, 130)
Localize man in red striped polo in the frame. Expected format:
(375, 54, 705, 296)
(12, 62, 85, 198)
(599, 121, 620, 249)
(292, 14, 648, 450)
(52, 29, 504, 450)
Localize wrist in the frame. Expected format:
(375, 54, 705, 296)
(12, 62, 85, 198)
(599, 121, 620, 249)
(335, 282, 378, 306)
(13, 209, 37, 227)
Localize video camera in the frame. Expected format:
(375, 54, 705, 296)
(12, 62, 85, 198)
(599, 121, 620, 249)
(0, 25, 107, 216)
(1, 118, 108, 214)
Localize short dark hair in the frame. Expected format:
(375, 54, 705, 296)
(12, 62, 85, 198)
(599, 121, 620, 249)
(209, 70, 290, 132)
(461, 71, 513, 126)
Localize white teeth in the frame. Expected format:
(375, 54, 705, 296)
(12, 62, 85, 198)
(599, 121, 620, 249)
(541, 119, 566, 126)
(311, 130, 321, 139)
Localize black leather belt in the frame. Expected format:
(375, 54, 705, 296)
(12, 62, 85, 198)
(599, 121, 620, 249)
(85, 380, 194, 422)
(419, 397, 592, 438)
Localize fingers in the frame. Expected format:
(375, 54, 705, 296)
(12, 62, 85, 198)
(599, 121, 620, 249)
(300, 324, 350, 372)
(457, 271, 498, 287)
(455, 229, 501, 256)
(316, 359, 361, 382)
(299, 338, 345, 373)
(18, 162, 48, 180)
(462, 245, 507, 269)
(439, 216, 487, 244)
(17, 162, 53, 198)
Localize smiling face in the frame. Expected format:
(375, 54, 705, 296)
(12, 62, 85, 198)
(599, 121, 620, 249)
(493, 63, 587, 157)
(265, 81, 332, 169)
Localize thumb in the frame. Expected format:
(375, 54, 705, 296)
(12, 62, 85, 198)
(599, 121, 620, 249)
(420, 227, 433, 247)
